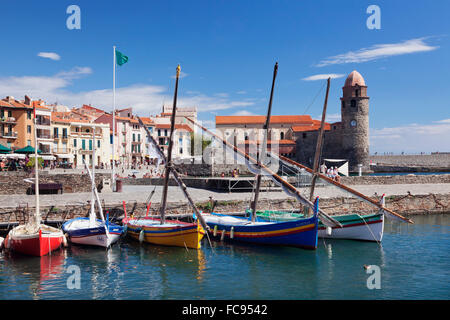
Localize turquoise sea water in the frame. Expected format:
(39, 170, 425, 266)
(0, 215, 448, 300)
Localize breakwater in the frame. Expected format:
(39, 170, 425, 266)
(370, 154, 450, 173)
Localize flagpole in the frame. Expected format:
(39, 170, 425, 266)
(112, 45, 116, 191)
(34, 105, 40, 230)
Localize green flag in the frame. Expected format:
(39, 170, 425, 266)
(116, 49, 128, 66)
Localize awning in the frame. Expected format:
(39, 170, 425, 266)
(6, 153, 26, 159)
(56, 154, 74, 159)
(324, 159, 348, 176)
(30, 155, 56, 161)
(38, 141, 53, 146)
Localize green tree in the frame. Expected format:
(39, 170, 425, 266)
(26, 157, 44, 169)
(190, 133, 211, 156)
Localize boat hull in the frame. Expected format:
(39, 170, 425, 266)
(204, 213, 318, 249)
(125, 217, 205, 249)
(256, 211, 384, 242)
(318, 213, 384, 242)
(7, 225, 64, 257)
(62, 218, 124, 248)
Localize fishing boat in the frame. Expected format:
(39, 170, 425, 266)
(123, 216, 205, 249)
(251, 207, 384, 242)
(5, 106, 64, 257)
(273, 152, 413, 241)
(62, 126, 123, 248)
(203, 198, 319, 249)
(187, 63, 341, 249)
(123, 65, 207, 250)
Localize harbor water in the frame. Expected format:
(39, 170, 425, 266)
(0, 214, 448, 300)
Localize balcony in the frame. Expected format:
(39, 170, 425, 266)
(36, 119, 51, 126)
(54, 148, 71, 154)
(53, 134, 69, 140)
(36, 133, 52, 140)
(1, 131, 18, 139)
(0, 117, 16, 124)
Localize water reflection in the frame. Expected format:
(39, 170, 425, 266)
(1, 249, 66, 299)
(0, 215, 447, 300)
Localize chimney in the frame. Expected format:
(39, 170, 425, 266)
(24, 95, 32, 105)
(6, 96, 14, 103)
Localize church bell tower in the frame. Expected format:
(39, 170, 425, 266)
(340, 70, 370, 172)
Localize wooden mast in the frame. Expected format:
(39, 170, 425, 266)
(306, 77, 331, 216)
(185, 117, 342, 228)
(251, 62, 278, 222)
(159, 65, 180, 225)
(137, 116, 209, 232)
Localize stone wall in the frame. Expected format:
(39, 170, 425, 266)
(341, 174, 450, 185)
(0, 171, 109, 194)
(0, 192, 448, 230)
(370, 154, 450, 168)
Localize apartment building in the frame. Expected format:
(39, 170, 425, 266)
(0, 96, 34, 150)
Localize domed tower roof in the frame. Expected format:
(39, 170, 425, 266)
(344, 70, 366, 87)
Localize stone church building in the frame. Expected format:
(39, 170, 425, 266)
(215, 70, 370, 173)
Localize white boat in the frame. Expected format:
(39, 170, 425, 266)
(62, 126, 123, 248)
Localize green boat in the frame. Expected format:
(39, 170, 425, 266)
(249, 209, 384, 242)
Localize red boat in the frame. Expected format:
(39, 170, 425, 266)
(6, 224, 64, 257)
(4, 105, 65, 257)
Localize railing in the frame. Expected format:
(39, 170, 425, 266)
(36, 133, 52, 139)
(0, 117, 16, 124)
(36, 119, 51, 126)
(54, 148, 71, 154)
(1, 132, 18, 138)
(53, 134, 69, 139)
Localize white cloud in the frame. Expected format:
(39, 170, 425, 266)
(231, 110, 256, 116)
(302, 74, 345, 81)
(314, 113, 341, 123)
(316, 38, 438, 67)
(0, 68, 254, 116)
(371, 119, 450, 153)
(236, 90, 247, 94)
(37, 52, 61, 61)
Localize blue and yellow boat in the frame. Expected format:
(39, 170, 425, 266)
(199, 198, 320, 249)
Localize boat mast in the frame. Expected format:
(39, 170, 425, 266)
(137, 116, 209, 232)
(33, 104, 40, 230)
(90, 124, 96, 226)
(186, 117, 342, 228)
(159, 65, 181, 225)
(306, 77, 331, 216)
(250, 62, 278, 222)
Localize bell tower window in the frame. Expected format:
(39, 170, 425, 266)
(351, 100, 356, 108)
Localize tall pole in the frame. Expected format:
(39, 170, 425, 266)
(90, 125, 96, 226)
(112, 46, 116, 191)
(159, 65, 181, 225)
(33, 105, 40, 230)
(306, 77, 331, 216)
(251, 62, 278, 222)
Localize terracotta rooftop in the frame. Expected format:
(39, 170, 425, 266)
(155, 123, 193, 132)
(241, 139, 296, 145)
(216, 115, 314, 125)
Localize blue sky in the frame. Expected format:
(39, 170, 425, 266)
(0, 0, 449, 153)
